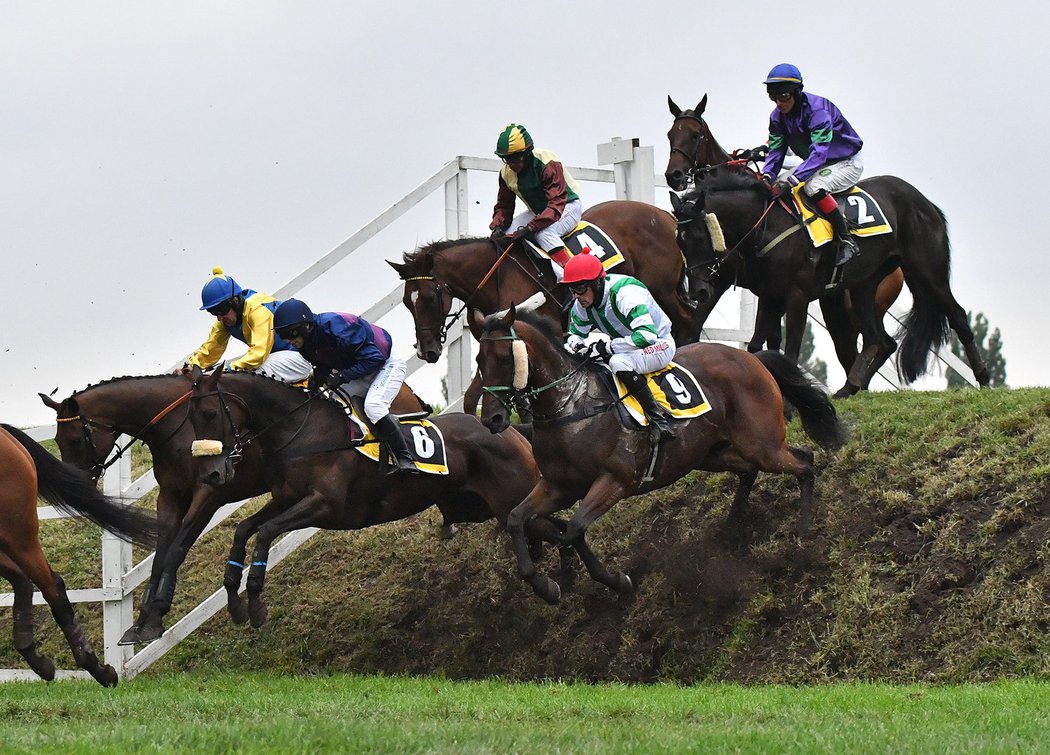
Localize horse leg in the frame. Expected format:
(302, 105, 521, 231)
(820, 294, 861, 393)
(749, 300, 782, 353)
(0, 556, 56, 681)
(224, 497, 293, 625)
(14, 546, 118, 686)
(782, 289, 810, 364)
(506, 479, 571, 604)
(929, 284, 991, 387)
(844, 283, 897, 394)
(462, 369, 484, 416)
(562, 474, 633, 595)
(244, 492, 334, 628)
(120, 489, 184, 645)
(521, 515, 578, 592)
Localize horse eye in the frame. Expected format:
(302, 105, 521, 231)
(202, 409, 218, 421)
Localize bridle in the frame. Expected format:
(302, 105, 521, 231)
(56, 390, 192, 481)
(668, 113, 710, 179)
(406, 238, 561, 345)
(479, 326, 614, 425)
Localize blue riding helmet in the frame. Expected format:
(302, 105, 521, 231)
(272, 298, 315, 331)
(764, 63, 803, 86)
(200, 267, 243, 311)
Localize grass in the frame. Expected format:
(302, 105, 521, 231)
(3, 388, 1050, 686)
(2, 673, 1050, 753)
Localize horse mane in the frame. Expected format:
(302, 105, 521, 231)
(402, 236, 490, 265)
(482, 307, 563, 346)
(73, 373, 186, 396)
(693, 166, 766, 196)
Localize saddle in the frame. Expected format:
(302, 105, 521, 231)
(592, 362, 712, 432)
(522, 221, 626, 272)
(790, 183, 892, 250)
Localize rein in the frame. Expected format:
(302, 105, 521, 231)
(57, 390, 193, 480)
(479, 329, 617, 425)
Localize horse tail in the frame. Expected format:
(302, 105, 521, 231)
(896, 198, 952, 383)
(754, 352, 850, 451)
(2, 424, 157, 547)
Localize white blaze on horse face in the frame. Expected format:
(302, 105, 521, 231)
(409, 290, 419, 306)
(512, 340, 528, 391)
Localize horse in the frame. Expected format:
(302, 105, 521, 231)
(666, 94, 906, 387)
(387, 199, 698, 411)
(0, 423, 156, 685)
(672, 168, 991, 396)
(186, 369, 587, 626)
(474, 303, 848, 604)
(39, 374, 428, 645)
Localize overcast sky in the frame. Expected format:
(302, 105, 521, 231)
(2, 2, 1044, 427)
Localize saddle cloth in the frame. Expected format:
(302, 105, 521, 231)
(321, 388, 449, 475)
(791, 183, 893, 248)
(524, 221, 626, 271)
(611, 362, 712, 429)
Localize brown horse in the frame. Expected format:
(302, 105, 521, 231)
(0, 423, 156, 685)
(40, 374, 427, 645)
(666, 94, 906, 389)
(474, 304, 848, 604)
(672, 168, 991, 396)
(187, 369, 584, 626)
(388, 200, 698, 410)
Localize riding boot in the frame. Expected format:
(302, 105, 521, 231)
(547, 246, 572, 282)
(373, 413, 420, 475)
(616, 371, 676, 439)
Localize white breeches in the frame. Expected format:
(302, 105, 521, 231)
(337, 352, 408, 422)
(802, 151, 864, 195)
(510, 199, 583, 251)
(608, 339, 676, 375)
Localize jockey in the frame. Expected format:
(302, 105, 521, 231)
(490, 123, 582, 279)
(185, 267, 312, 382)
(759, 63, 864, 272)
(562, 251, 677, 438)
(272, 298, 419, 475)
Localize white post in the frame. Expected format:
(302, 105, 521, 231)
(101, 438, 134, 675)
(444, 166, 474, 409)
(597, 138, 655, 204)
(738, 291, 758, 349)
(597, 137, 636, 200)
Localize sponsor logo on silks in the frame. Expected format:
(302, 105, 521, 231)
(524, 221, 626, 272)
(790, 182, 893, 248)
(349, 411, 449, 475)
(819, 167, 833, 177)
(615, 362, 712, 427)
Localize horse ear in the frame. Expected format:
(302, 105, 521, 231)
(471, 309, 486, 331)
(387, 259, 407, 278)
(39, 392, 62, 411)
(498, 304, 516, 329)
(669, 191, 683, 212)
(667, 95, 682, 117)
(695, 94, 708, 115)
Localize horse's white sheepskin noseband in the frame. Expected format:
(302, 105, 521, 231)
(512, 340, 528, 391)
(190, 439, 224, 457)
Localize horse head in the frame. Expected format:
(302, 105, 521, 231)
(40, 391, 119, 482)
(388, 250, 452, 363)
(669, 189, 723, 305)
(665, 94, 715, 191)
(188, 365, 245, 487)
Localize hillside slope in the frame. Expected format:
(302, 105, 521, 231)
(5, 388, 1049, 683)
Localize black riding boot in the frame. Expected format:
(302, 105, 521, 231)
(617, 371, 676, 439)
(821, 203, 860, 267)
(373, 414, 420, 475)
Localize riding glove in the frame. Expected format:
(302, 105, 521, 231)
(509, 226, 530, 244)
(588, 340, 613, 362)
(771, 179, 792, 198)
(564, 339, 589, 357)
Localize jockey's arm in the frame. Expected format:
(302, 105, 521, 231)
(525, 161, 569, 233)
(227, 306, 275, 371)
(490, 176, 517, 231)
(187, 321, 231, 370)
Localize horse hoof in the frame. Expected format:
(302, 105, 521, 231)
(27, 655, 56, 681)
(618, 574, 634, 593)
(438, 523, 457, 540)
(248, 602, 269, 629)
(833, 383, 859, 399)
(537, 577, 561, 605)
(228, 599, 249, 625)
(136, 622, 165, 643)
(118, 626, 142, 646)
(94, 664, 119, 688)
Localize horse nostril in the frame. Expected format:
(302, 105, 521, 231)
(696, 289, 711, 305)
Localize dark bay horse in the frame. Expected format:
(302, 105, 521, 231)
(666, 95, 906, 388)
(672, 169, 991, 396)
(187, 369, 581, 626)
(388, 200, 698, 410)
(0, 423, 156, 685)
(474, 304, 848, 604)
(40, 374, 426, 645)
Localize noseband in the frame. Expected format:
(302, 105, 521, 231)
(405, 275, 458, 345)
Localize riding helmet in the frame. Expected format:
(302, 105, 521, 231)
(562, 251, 606, 285)
(495, 123, 534, 157)
(764, 63, 804, 96)
(273, 298, 315, 331)
(200, 267, 242, 311)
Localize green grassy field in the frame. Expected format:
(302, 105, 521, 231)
(2, 673, 1050, 753)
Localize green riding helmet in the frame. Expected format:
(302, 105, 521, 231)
(495, 123, 534, 157)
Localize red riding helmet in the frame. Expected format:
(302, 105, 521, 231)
(562, 252, 606, 285)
